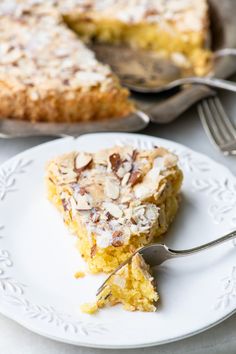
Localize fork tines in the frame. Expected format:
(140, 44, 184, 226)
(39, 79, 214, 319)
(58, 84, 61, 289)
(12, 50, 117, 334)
(198, 97, 236, 155)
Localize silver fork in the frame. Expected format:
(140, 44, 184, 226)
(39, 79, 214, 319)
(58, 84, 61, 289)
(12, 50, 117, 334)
(198, 97, 236, 155)
(97, 230, 236, 296)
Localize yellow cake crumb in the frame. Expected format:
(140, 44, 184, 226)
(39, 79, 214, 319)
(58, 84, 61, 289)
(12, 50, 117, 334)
(81, 253, 158, 314)
(80, 302, 99, 314)
(74, 271, 86, 279)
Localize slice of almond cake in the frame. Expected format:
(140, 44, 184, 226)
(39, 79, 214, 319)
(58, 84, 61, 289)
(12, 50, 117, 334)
(46, 145, 183, 274)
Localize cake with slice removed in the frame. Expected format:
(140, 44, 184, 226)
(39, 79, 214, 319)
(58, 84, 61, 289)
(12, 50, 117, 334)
(0, 1, 134, 123)
(0, 0, 211, 123)
(63, 0, 211, 76)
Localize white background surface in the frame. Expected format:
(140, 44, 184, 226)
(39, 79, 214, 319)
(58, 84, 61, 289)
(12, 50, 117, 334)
(0, 88, 236, 353)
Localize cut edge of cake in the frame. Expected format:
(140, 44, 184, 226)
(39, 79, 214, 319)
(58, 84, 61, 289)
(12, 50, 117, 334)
(63, 0, 212, 77)
(80, 253, 159, 314)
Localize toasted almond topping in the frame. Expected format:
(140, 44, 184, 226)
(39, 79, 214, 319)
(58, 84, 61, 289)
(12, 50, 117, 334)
(61, 198, 70, 212)
(58, 166, 77, 182)
(163, 154, 178, 168)
(120, 195, 132, 203)
(75, 153, 92, 171)
(155, 147, 169, 157)
(112, 231, 123, 247)
(121, 172, 131, 186)
(145, 205, 159, 221)
(109, 153, 121, 172)
(112, 240, 123, 247)
(103, 202, 123, 218)
(129, 170, 142, 186)
(59, 166, 69, 174)
(132, 149, 138, 161)
(90, 244, 97, 258)
(105, 211, 113, 221)
(70, 196, 77, 212)
(48, 145, 181, 251)
(90, 208, 100, 223)
(79, 186, 87, 196)
(104, 178, 120, 200)
(75, 193, 92, 210)
(93, 150, 108, 165)
(116, 161, 133, 178)
(112, 230, 123, 238)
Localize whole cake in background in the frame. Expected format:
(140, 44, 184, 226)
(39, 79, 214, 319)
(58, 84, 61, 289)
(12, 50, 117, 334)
(0, 0, 210, 123)
(0, 1, 134, 123)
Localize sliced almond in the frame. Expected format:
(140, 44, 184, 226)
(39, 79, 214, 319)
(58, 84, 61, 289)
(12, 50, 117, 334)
(90, 208, 100, 223)
(109, 153, 121, 172)
(116, 161, 132, 178)
(112, 231, 123, 247)
(93, 151, 108, 165)
(103, 202, 123, 219)
(155, 147, 169, 157)
(130, 217, 137, 225)
(79, 186, 87, 196)
(132, 149, 138, 161)
(105, 211, 113, 221)
(69, 197, 77, 216)
(163, 153, 178, 168)
(59, 169, 77, 183)
(120, 195, 132, 204)
(90, 244, 97, 258)
(104, 178, 120, 200)
(61, 198, 70, 212)
(75, 193, 92, 210)
(75, 153, 92, 171)
(145, 205, 159, 221)
(129, 170, 142, 186)
(123, 207, 132, 219)
(121, 172, 131, 186)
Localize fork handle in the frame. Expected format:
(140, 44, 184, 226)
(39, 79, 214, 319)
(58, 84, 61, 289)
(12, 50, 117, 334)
(147, 85, 215, 124)
(179, 77, 236, 93)
(169, 230, 236, 256)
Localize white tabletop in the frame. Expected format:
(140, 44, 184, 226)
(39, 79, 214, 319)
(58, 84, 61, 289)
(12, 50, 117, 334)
(0, 89, 236, 354)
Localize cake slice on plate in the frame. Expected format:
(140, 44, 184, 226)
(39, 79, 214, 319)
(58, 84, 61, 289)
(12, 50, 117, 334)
(46, 145, 183, 274)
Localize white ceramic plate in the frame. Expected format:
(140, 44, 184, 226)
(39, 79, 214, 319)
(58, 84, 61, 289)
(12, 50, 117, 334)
(0, 133, 236, 349)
